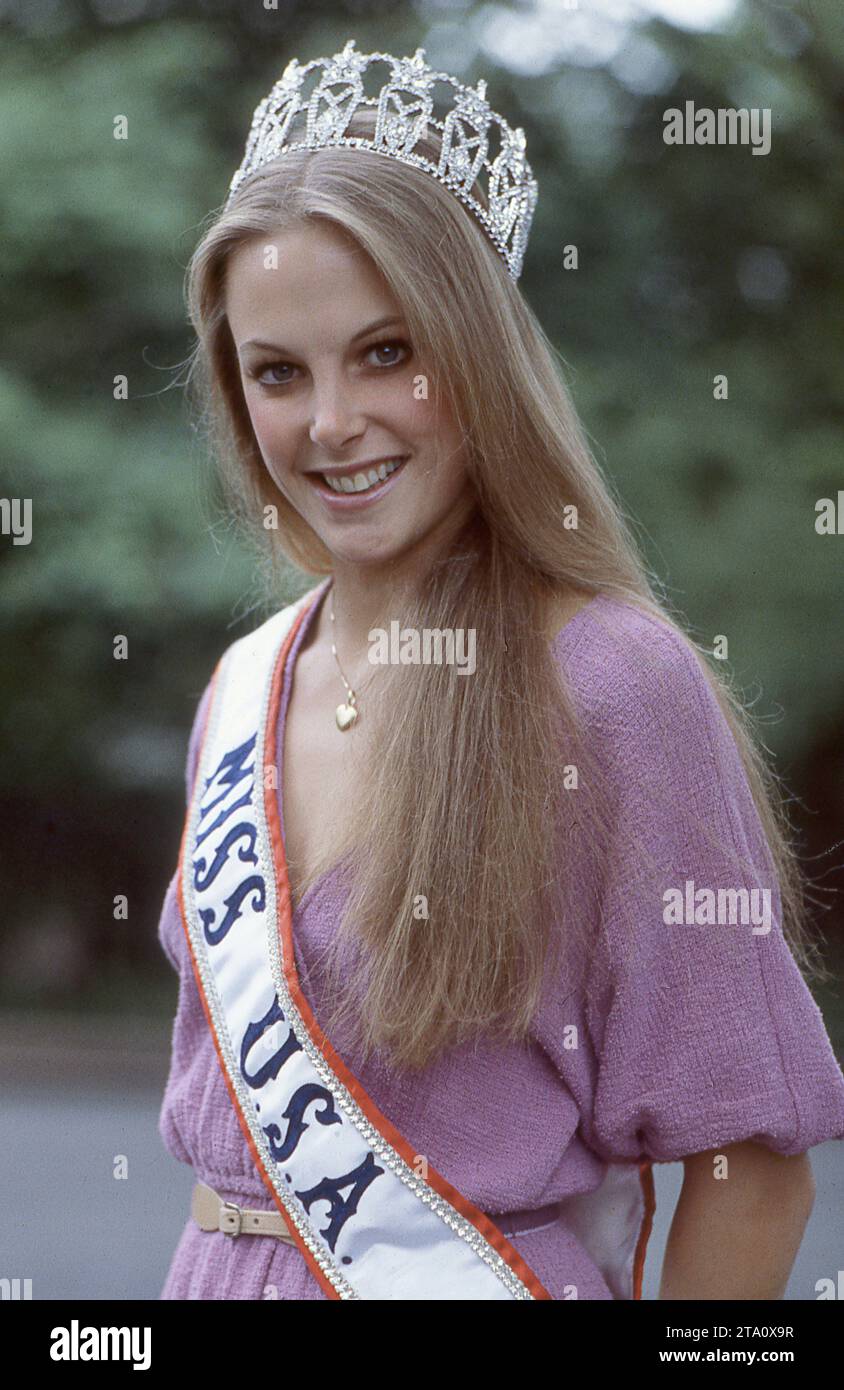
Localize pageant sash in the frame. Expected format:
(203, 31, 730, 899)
(177, 582, 653, 1300)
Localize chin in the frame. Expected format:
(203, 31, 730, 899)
(321, 538, 412, 569)
(322, 519, 437, 566)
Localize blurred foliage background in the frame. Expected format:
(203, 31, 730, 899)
(1, 0, 842, 1043)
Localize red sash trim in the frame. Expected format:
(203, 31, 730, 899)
(633, 1162, 656, 1300)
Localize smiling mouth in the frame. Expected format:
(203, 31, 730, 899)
(307, 456, 409, 499)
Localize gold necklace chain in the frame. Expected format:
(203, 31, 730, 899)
(328, 591, 376, 732)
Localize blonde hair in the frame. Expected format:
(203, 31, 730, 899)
(183, 109, 826, 1069)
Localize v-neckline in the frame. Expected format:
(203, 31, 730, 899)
(277, 578, 342, 919)
(276, 580, 604, 917)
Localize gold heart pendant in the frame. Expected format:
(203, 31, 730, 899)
(335, 703, 358, 731)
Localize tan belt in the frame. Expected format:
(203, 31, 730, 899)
(192, 1179, 563, 1245)
(191, 1181, 296, 1242)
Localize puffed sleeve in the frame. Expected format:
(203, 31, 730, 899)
(578, 604, 844, 1164)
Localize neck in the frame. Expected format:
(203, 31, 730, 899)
(310, 501, 478, 681)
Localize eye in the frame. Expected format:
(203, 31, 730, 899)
(251, 361, 295, 387)
(365, 338, 411, 368)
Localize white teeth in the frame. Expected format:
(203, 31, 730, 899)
(322, 458, 404, 494)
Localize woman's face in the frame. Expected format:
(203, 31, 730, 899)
(225, 220, 476, 570)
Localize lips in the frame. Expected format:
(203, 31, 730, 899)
(306, 454, 406, 480)
(305, 456, 410, 507)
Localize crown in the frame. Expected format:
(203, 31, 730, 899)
(225, 39, 538, 280)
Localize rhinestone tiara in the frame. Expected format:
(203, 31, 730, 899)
(225, 38, 538, 281)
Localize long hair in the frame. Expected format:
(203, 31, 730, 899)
(183, 107, 825, 1069)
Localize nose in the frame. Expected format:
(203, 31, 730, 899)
(308, 375, 366, 454)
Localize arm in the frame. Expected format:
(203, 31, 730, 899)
(658, 1139, 816, 1299)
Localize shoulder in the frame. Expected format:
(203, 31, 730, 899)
(553, 594, 735, 786)
(559, 601, 781, 945)
(557, 594, 715, 714)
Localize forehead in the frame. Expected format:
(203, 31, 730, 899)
(224, 221, 400, 347)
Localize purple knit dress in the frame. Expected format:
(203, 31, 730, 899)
(156, 591, 844, 1299)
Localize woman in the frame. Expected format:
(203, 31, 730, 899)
(156, 40, 844, 1300)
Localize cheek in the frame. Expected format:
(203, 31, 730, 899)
(394, 382, 456, 447)
(243, 396, 301, 488)
(245, 390, 288, 452)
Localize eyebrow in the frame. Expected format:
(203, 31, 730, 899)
(238, 315, 406, 357)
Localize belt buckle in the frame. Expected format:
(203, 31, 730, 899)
(219, 1199, 244, 1237)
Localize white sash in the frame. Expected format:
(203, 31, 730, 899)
(177, 582, 653, 1300)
